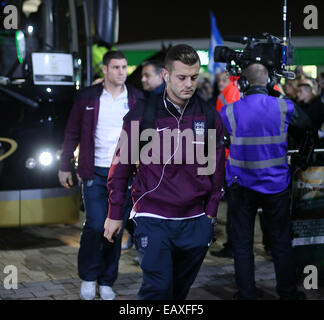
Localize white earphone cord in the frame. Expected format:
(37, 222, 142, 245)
(130, 89, 189, 220)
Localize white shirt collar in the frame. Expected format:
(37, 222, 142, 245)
(102, 85, 128, 99)
(166, 97, 182, 114)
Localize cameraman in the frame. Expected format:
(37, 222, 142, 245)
(220, 63, 310, 300)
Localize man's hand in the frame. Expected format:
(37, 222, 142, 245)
(104, 218, 123, 243)
(58, 170, 73, 189)
(92, 78, 104, 85)
(207, 215, 217, 225)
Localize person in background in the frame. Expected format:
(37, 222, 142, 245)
(58, 51, 143, 300)
(197, 77, 215, 103)
(297, 78, 317, 105)
(317, 72, 324, 97)
(283, 79, 298, 103)
(316, 72, 324, 143)
(141, 59, 165, 95)
(297, 78, 324, 131)
(215, 71, 241, 113)
(295, 65, 308, 80)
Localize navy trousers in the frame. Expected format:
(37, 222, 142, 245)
(78, 167, 129, 286)
(134, 215, 214, 300)
(227, 183, 298, 300)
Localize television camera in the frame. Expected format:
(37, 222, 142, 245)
(214, 33, 296, 92)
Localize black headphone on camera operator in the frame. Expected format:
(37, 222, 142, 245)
(237, 65, 281, 97)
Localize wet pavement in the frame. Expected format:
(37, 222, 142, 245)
(0, 201, 323, 300)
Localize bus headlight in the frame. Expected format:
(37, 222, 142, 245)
(26, 158, 37, 169)
(39, 151, 53, 167)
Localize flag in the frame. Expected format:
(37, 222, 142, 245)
(208, 11, 226, 84)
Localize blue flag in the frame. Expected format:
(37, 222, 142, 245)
(208, 11, 226, 83)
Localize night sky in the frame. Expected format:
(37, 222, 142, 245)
(118, 0, 324, 44)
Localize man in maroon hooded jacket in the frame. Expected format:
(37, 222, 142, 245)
(104, 44, 225, 300)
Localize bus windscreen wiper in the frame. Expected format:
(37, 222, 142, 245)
(0, 85, 39, 109)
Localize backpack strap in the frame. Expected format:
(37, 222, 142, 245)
(201, 101, 215, 132)
(139, 93, 159, 152)
(199, 98, 216, 157)
(126, 85, 137, 109)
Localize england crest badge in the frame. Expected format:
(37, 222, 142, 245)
(141, 236, 148, 248)
(193, 121, 206, 136)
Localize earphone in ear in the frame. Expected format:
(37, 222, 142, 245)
(130, 88, 184, 220)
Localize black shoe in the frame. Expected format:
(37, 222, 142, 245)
(210, 247, 234, 258)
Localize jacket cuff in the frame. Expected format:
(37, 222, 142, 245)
(60, 156, 73, 172)
(204, 198, 220, 218)
(108, 204, 123, 221)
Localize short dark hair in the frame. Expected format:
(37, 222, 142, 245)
(243, 63, 268, 86)
(102, 50, 127, 66)
(141, 60, 164, 75)
(164, 44, 200, 71)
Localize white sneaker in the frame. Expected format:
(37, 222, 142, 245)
(80, 281, 96, 300)
(99, 285, 116, 300)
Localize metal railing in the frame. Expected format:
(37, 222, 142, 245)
(288, 149, 324, 155)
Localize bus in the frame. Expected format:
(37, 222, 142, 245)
(0, 0, 118, 227)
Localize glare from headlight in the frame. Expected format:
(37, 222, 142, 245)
(26, 158, 37, 169)
(39, 151, 53, 166)
(56, 150, 62, 161)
